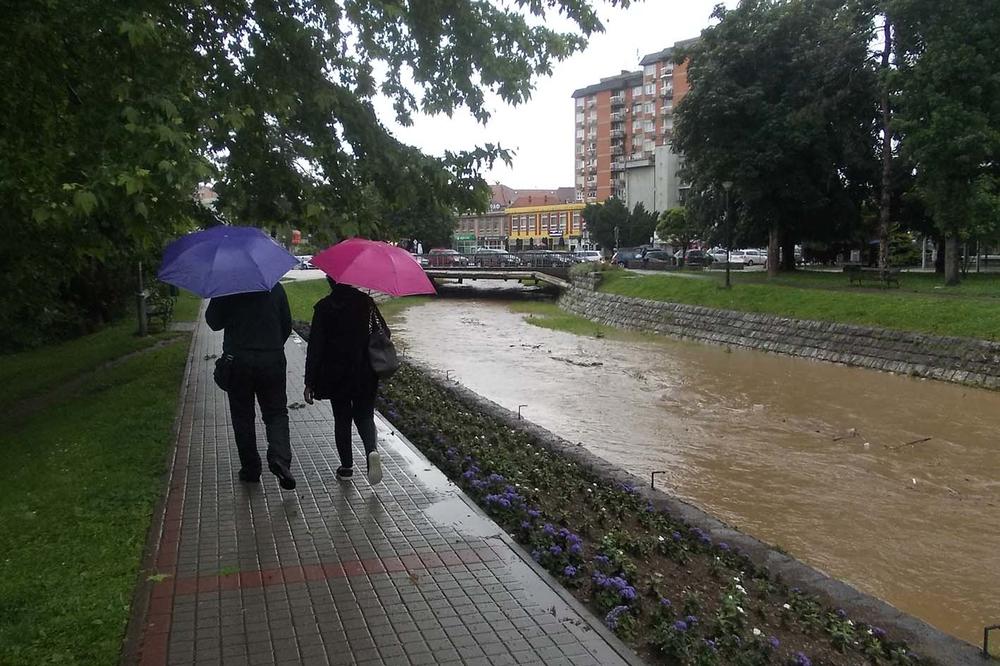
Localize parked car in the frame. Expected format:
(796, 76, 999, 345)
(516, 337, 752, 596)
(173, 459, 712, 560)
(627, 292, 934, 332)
(427, 248, 470, 267)
(472, 248, 521, 267)
(410, 253, 429, 267)
(673, 249, 714, 267)
(639, 250, 676, 267)
(518, 250, 574, 267)
(574, 250, 604, 263)
(610, 247, 644, 267)
(739, 249, 767, 267)
(294, 255, 314, 269)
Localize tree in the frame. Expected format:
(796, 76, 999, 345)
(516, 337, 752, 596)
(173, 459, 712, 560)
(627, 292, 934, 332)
(674, 0, 878, 277)
(582, 198, 630, 250)
(0, 0, 627, 348)
(625, 202, 659, 248)
(893, 0, 1000, 285)
(657, 208, 697, 264)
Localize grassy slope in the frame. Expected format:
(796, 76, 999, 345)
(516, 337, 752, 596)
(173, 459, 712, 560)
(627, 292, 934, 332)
(282, 279, 430, 322)
(600, 271, 1000, 341)
(0, 338, 189, 665)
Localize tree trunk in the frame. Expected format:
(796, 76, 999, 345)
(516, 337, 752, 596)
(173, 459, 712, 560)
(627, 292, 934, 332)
(934, 238, 945, 273)
(944, 235, 961, 285)
(878, 15, 893, 271)
(781, 235, 796, 272)
(767, 226, 780, 277)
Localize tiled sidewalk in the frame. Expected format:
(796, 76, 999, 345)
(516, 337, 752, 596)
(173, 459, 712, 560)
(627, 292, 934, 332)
(125, 315, 640, 665)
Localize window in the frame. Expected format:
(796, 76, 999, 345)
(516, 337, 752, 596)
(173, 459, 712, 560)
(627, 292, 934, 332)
(644, 102, 654, 115)
(573, 212, 583, 232)
(541, 214, 550, 233)
(644, 64, 656, 76)
(645, 84, 655, 95)
(632, 86, 642, 97)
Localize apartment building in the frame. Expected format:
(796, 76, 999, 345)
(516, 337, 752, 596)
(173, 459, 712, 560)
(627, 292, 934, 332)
(571, 38, 697, 212)
(455, 184, 575, 250)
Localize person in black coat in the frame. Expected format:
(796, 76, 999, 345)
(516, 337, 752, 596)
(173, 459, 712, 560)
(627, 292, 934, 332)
(303, 278, 383, 484)
(205, 283, 296, 490)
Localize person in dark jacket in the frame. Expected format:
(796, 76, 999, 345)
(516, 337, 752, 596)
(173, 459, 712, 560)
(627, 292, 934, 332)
(303, 278, 383, 484)
(206, 283, 296, 490)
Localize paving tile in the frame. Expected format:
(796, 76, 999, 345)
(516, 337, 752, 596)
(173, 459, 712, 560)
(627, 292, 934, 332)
(129, 317, 638, 666)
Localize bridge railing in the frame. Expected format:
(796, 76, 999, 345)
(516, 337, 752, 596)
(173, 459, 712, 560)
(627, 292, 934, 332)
(420, 251, 590, 269)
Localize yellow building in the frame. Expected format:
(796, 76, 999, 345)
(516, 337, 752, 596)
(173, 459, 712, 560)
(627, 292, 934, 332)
(507, 202, 588, 251)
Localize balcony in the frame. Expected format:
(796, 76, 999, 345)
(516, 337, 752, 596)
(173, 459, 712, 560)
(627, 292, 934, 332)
(610, 128, 625, 138)
(610, 110, 625, 122)
(610, 161, 626, 172)
(611, 144, 623, 155)
(661, 103, 673, 115)
(610, 94, 625, 106)
(660, 67, 674, 78)
(575, 114, 585, 125)
(661, 86, 674, 99)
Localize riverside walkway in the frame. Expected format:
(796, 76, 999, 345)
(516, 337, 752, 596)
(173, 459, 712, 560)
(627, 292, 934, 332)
(124, 314, 638, 665)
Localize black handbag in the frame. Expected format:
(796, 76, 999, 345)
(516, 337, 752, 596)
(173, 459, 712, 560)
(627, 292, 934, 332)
(213, 353, 236, 391)
(368, 306, 400, 379)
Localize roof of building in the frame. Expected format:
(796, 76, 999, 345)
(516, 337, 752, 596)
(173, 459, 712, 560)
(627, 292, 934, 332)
(571, 70, 642, 98)
(639, 36, 701, 66)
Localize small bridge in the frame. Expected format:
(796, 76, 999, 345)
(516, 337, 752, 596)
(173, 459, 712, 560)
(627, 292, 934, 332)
(425, 267, 570, 289)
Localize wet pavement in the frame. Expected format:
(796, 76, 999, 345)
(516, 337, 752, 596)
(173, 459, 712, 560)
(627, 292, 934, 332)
(396, 297, 1000, 647)
(127, 315, 639, 665)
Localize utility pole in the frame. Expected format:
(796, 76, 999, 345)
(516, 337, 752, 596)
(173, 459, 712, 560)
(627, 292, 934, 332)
(722, 181, 733, 289)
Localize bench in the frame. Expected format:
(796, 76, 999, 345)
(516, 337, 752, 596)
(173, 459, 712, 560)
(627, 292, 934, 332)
(845, 265, 901, 288)
(143, 285, 177, 331)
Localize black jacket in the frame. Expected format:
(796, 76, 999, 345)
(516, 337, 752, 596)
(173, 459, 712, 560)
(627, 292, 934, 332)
(205, 283, 291, 353)
(304, 284, 380, 400)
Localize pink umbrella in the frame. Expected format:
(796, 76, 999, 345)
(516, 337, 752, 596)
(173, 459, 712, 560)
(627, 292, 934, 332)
(311, 238, 436, 296)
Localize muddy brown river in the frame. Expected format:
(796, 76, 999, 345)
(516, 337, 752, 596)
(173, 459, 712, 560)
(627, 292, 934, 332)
(392, 296, 999, 646)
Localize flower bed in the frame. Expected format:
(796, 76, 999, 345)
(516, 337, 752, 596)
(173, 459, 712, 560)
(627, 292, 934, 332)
(377, 364, 924, 666)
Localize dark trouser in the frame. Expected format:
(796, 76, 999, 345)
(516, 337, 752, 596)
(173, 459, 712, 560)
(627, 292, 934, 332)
(226, 350, 291, 475)
(330, 386, 378, 469)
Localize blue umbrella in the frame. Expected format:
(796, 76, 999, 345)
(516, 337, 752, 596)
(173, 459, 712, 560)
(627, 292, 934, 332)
(158, 225, 298, 298)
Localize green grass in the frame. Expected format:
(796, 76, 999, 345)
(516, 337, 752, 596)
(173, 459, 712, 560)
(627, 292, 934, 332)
(508, 301, 653, 341)
(172, 289, 202, 322)
(282, 279, 430, 323)
(600, 270, 1000, 341)
(714, 269, 1000, 298)
(0, 318, 181, 408)
(0, 337, 189, 665)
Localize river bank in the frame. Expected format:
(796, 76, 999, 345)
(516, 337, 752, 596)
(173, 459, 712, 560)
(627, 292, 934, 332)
(370, 359, 984, 665)
(562, 274, 1000, 391)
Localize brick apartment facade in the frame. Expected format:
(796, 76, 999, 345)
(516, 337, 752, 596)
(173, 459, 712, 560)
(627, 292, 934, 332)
(572, 38, 697, 212)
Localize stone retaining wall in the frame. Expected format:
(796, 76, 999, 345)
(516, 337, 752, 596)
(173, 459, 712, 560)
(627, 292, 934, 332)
(559, 276, 1000, 390)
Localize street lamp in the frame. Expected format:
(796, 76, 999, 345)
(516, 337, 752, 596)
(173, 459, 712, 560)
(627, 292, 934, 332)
(722, 181, 733, 289)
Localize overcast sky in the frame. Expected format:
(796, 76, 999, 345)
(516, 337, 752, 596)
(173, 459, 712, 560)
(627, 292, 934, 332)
(373, 1, 733, 190)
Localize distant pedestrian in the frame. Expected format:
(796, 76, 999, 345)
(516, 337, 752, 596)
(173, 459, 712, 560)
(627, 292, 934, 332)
(206, 283, 296, 490)
(303, 278, 384, 484)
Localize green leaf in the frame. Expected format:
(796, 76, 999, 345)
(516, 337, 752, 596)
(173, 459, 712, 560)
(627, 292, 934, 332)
(73, 190, 97, 216)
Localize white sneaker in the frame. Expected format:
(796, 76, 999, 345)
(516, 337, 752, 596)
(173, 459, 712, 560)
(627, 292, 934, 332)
(367, 450, 383, 485)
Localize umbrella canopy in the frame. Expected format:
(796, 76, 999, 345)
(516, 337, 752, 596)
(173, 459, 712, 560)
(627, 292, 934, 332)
(158, 225, 298, 298)
(312, 238, 436, 296)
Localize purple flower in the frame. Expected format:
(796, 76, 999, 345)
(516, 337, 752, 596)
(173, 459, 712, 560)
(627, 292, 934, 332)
(794, 653, 812, 666)
(645, 502, 655, 513)
(768, 636, 780, 649)
(549, 545, 563, 556)
(593, 554, 610, 567)
(520, 521, 531, 530)
(619, 586, 637, 601)
(563, 565, 577, 577)
(659, 598, 672, 607)
(566, 533, 583, 545)
(462, 470, 477, 480)
(530, 550, 541, 562)
(704, 639, 717, 651)
(487, 473, 505, 484)
(605, 605, 630, 630)
(542, 523, 557, 536)
(671, 531, 682, 542)
(873, 627, 886, 639)
(527, 508, 541, 518)
(673, 619, 688, 632)
(718, 542, 730, 551)
(568, 543, 583, 556)
(591, 572, 608, 586)
(685, 615, 698, 625)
